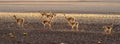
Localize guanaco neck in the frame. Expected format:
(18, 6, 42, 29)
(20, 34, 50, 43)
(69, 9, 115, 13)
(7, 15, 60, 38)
(14, 16, 17, 20)
(63, 14, 67, 19)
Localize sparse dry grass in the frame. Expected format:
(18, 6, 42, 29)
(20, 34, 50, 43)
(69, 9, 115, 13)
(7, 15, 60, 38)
(0, 12, 120, 44)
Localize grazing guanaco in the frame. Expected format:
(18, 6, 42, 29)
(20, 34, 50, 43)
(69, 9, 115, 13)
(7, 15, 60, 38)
(63, 14, 75, 22)
(103, 25, 113, 34)
(68, 21, 79, 31)
(13, 15, 24, 28)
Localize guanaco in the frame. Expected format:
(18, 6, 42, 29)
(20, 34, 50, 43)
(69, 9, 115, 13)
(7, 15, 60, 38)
(40, 12, 56, 29)
(42, 19, 52, 29)
(103, 25, 113, 34)
(13, 15, 24, 28)
(63, 14, 79, 31)
(63, 14, 75, 22)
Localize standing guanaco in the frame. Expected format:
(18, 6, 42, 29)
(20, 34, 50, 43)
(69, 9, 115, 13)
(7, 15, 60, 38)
(103, 25, 113, 34)
(13, 15, 24, 28)
(41, 12, 57, 30)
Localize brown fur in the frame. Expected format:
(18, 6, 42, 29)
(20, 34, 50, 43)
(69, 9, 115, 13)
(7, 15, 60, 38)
(46, 12, 56, 20)
(63, 14, 75, 22)
(42, 20, 52, 29)
(13, 15, 24, 28)
(40, 12, 47, 16)
(103, 25, 113, 34)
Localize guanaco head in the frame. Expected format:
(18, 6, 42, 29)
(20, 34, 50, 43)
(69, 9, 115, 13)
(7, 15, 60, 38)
(41, 12, 47, 16)
(13, 15, 24, 22)
(63, 14, 66, 17)
(13, 15, 17, 19)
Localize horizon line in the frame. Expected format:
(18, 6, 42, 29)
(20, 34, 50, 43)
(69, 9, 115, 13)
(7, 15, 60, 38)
(0, 0, 120, 2)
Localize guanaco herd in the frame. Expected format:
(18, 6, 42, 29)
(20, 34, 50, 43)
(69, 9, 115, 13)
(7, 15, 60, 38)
(4, 11, 113, 34)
